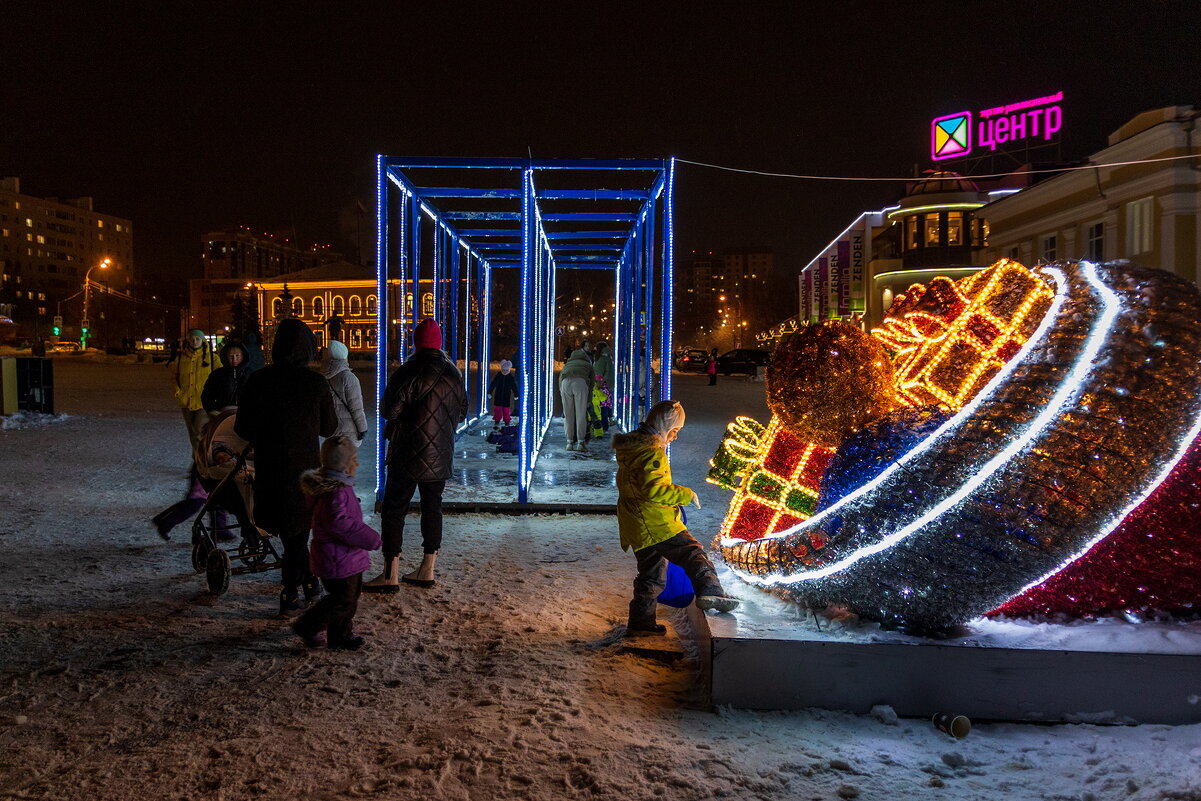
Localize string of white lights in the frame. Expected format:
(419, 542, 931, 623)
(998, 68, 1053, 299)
(676, 152, 1201, 183)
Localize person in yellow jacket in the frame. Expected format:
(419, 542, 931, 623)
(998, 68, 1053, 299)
(171, 329, 221, 450)
(613, 400, 739, 636)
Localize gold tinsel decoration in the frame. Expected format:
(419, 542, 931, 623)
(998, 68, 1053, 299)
(766, 321, 899, 448)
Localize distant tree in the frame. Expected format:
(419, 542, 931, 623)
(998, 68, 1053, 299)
(228, 290, 262, 341)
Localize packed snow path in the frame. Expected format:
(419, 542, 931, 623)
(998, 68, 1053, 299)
(0, 357, 1199, 800)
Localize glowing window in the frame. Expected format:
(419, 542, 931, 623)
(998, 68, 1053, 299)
(422, 292, 434, 316)
(924, 214, 941, 247)
(366, 294, 378, 315)
(292, 296, 304, 316)
(312, 296, 324, 318)
(332, 295, 345, 316)
(272, 298, 283, 317)
(349, 295, 362, 316)
(946, 212, 963, 246)
(350, 328, 363, 348)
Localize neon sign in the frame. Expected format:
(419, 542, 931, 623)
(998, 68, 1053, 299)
(930, 91, 1063, 161)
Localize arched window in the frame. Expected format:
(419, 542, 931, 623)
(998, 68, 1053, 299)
(312, 296, 325, 318)
(349, 295, 362, 316)
(366, 327, 377, 347)
(366, 294, 378, 316)
(332, 295, 345, 316)
(421, 292, 434, 317)
(292, 297, 304, 317)
(272, 297, 283, 318)
(350, 328, 363, 348)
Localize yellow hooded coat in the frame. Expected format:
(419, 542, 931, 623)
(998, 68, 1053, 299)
(613, 429, 693, 552)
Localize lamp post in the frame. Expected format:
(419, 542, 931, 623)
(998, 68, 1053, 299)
(81, 257, 111, 347)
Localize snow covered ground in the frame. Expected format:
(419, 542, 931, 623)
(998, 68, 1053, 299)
(1, 355, 1199, 800)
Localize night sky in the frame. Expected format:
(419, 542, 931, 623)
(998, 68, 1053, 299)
(3, 1, 1198, 283)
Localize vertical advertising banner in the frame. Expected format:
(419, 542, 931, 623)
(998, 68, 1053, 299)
(799, 270, 810, 324)
(836, 239, 851, 317)
(850, 227, 866, 314)
(805, 269, 817, 322)
(817, 257, 830, 322)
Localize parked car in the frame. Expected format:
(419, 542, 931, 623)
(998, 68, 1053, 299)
(48, 341, 82, 353)
(673, 348, 710, 372)
(716, 348, 771, 376)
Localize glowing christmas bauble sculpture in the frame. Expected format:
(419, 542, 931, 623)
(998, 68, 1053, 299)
(714, 260, 1201, 633)
(766, 322, 899, 448)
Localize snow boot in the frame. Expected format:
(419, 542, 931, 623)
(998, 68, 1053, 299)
(363, 556, 401, 594)
(626, 622, 667, 637)
(329, 635, 366, 651)
(279, 587, 304, 615)
(402, 553, 437, 588)
(696, 594, 740, 613)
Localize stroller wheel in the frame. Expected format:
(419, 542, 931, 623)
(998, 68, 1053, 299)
(206, 549, 231, 595)
(191, 539, 211, 572)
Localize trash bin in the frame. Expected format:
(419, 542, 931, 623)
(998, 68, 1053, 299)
(15, 357, 54, 414)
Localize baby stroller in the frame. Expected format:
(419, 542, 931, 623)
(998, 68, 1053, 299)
(189, 410, 282, 595)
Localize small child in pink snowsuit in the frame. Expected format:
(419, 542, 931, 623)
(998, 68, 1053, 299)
(292, 435, 381, 651)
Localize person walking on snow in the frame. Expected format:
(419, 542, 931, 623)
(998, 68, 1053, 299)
(613, 400, 739, 636)
(235, 318, 337, 614)
(201, 339, 251, 413)
(172, 329, 221, 450)
(487, 359, 519, 430)
(559, 347, 594, 452)
(365, 318, 466, 593)
(592, 342, 615, 429)
(292, 435, 382, 651)
(707, 348, 718, 386)
(323, 339, 368, 446)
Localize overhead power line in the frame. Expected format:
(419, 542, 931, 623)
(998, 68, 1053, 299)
(674, 152, 1201, 183)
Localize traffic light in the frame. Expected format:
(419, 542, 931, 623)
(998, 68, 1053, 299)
(81, 325, 88, 334)
(53, 326, 60, 335)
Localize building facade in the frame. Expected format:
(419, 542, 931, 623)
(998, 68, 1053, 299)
(0, 177, 134, 344)
(981, 106, 1201, 283)
(777, 106, 1201, 346)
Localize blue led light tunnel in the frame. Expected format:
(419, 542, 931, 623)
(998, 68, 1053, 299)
(375, 157, 675, 504)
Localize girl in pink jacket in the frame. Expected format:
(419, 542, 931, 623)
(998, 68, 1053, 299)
(292, 436, 382, 651)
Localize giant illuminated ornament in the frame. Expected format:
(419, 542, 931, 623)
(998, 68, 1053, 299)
(710, 259, 1201, 633)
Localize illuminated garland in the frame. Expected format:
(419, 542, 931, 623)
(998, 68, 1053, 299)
(707, 416, 767, 491)
(874, 259, 1053, 410)
(713, 260, 1201, 633)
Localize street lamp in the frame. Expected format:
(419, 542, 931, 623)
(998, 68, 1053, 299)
(82, 257, 111, 346)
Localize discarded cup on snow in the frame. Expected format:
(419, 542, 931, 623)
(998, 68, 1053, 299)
(932, 712, 971, 739)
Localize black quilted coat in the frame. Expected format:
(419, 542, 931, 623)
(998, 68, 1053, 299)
(382, 348, 467, 481)
(235, 320, 337, 535)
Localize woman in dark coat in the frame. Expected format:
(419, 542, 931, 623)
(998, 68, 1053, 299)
(201, 340, 252, 412)
(364, 318, 467, 593)
(235, 319, 337, 614)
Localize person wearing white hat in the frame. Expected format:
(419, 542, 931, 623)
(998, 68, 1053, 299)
(487, 359, 519, 431)
(323, 340, 368, 446)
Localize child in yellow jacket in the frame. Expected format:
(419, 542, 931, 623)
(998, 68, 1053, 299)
(612, 400, 739, 636)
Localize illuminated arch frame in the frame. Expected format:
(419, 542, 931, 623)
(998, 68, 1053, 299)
(376, 157, 675, 504)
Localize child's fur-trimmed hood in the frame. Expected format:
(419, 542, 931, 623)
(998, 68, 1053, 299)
(300, 468, 350, 496)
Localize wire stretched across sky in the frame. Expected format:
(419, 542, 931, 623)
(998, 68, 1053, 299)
(675, 152, 1201, 183)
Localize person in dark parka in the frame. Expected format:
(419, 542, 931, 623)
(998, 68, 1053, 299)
(242, 331, 266, 372)
(235, 319, 337, 614)
(365, 318, 467, 593)
(201, 340, 252, 412)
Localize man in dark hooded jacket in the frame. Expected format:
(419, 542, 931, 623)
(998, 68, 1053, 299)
(235, 319, 337, 614)
(365, 318, 466, 593)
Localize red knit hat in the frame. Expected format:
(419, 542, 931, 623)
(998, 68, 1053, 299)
(414, 318, 442, 350)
